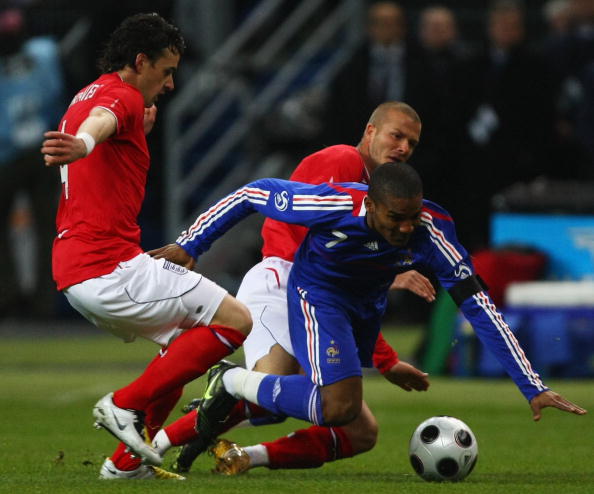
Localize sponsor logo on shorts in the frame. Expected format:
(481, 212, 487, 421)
(163, 260, 187, 275)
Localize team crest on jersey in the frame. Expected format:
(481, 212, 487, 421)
(162, 260, 187, 275)
(395, 249, 414, 266)
(326, 340, 341, 364)
(274, 191, 290, 211)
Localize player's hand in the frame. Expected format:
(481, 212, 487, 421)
(143, 105, 157, 134)
(147, 243, 196, 270)
(41, 131, 87, 166)
(529, 390, 587, 421)
(389, 270, 436, 302)
(383, 360, 430, 392)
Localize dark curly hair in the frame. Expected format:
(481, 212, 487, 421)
(368, 162, 423, 203)
(97, 12, 185, 73)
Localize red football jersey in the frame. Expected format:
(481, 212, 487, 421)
(52, 73, 148, 290)
(261, 145, 369, 261)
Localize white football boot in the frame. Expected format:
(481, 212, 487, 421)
(92, 392, 162, 466)
(98, 458, 185, 480)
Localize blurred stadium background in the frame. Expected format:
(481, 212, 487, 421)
(2, 0, 594, 379)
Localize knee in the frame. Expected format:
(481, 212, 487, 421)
(321, 397, 361, 426)
(234, 303, 252, 335)
(212, 295, 253, 335)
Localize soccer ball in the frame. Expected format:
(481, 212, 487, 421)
(408, 416, 478, 482)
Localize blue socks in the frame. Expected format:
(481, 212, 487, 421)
(256, 374, 324, 425)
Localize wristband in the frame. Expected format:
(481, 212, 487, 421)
(76, 132, 96, 156)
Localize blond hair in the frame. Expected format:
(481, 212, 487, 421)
(368, 101, 421, 128)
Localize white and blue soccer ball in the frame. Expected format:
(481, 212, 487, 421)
(408, 416, 478, 482)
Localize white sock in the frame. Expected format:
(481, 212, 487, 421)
(151, 429, 172, 456)
(244, 444, 269, 468)
(222, 367, 267, 404)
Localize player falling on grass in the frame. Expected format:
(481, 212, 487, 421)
(40, 13, 252, 480)
(151, 162, 586, 474)
(149, 101, 433, 472)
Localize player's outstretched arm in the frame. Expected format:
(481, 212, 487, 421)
(41, 107, 117, 166)
(529, 390, 587, 421)
(383, 360, 430, 392)
(147, 243, 196, 270)
(389, 270, 436, 302)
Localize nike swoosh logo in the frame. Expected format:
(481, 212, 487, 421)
(106, 467, 117, 475)
(112, 412, 127, 431)
(204, 386, 214, 401)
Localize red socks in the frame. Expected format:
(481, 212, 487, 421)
(109, 324, 245, 471)
(144, 387, 184, 438)
(164, 399, 273, 446)
(110, 442, 143, 471)
(164, 409, 200, 446)
(115, 416, 354, 471)
(113, 325, 245, 410)
(264, 425, 354, 469)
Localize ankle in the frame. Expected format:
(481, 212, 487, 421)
(152, 429, 172, 456)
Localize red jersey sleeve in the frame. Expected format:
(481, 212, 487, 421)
(93, 83, 142, 136)
(290, 144, 367, 183)
(261, 145, 367, 260)
(373, 331, 400, 374)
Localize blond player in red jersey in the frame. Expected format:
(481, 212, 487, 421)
(149, 102, 435, 474)
(40, 13, 252, 480)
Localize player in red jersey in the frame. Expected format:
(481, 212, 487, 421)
(149, 102, 434, 473)
(40, 13, 252, 480)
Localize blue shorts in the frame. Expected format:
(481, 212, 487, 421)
(287, 280, 381, 386)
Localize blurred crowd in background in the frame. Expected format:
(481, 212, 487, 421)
(1, 0, 593, 322)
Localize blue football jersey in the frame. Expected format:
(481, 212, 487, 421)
(177, 178, 548, 400)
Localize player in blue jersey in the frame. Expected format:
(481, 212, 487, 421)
(150, 102, 431, 474)
(155, 162, 587, 472)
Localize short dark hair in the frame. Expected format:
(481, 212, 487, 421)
(368, 162, 423, 203)
(98, 13, 185, 73)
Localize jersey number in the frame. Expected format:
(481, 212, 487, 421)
(60, 164, 69, 199)
(58, 120, 69, 199)
(325, 230, 348, 248)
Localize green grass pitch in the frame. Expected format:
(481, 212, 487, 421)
(1, 326, 592, 493)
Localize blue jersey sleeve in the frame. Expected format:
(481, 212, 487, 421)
(420, 203, 548, 401)
(176, 178, 355, 258)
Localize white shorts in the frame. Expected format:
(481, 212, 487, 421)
(64, 253, 227, 346)
(237, 257, 294, 370)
